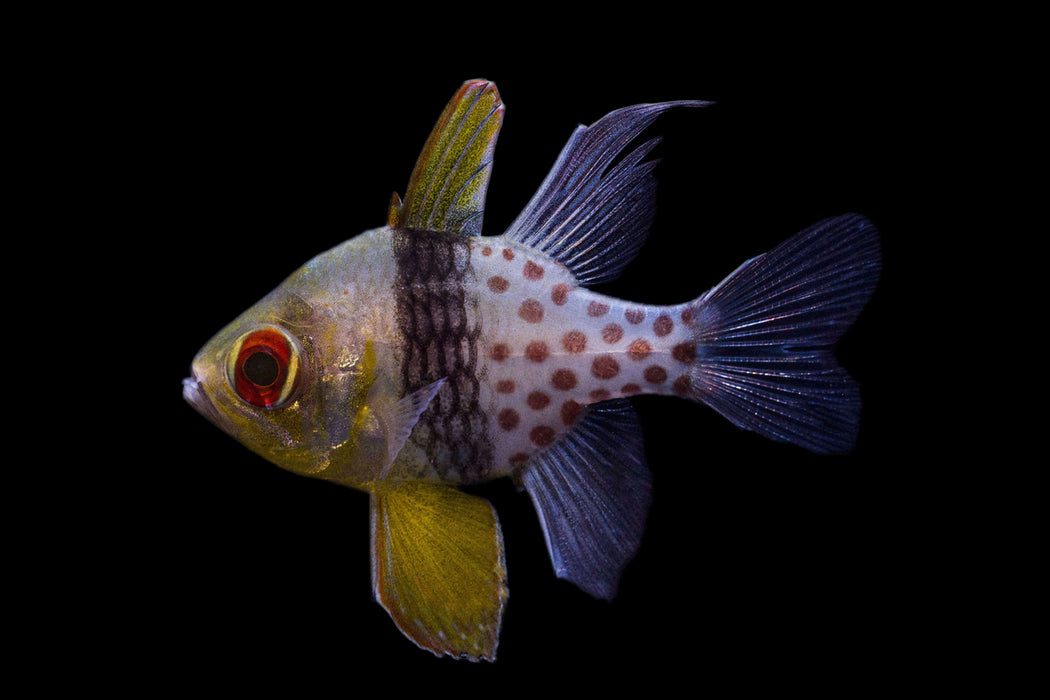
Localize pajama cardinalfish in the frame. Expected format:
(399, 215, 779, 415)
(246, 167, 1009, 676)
(183, 80, 881, 661)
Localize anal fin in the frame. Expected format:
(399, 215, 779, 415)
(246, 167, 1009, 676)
(376, 378, 446, 480)
(370, 480, 508, 661)
(521, 400, 651, 600)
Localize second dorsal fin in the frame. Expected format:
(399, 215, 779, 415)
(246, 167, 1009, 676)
(502, 100, 709, 286)
(388, 80, 505, 236)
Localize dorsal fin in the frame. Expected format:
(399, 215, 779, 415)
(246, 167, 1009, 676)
(503, 100, 710, 285)
(388, 80, 505, 236)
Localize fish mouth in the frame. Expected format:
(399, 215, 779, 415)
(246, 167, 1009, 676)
(182, 371, 221, 426)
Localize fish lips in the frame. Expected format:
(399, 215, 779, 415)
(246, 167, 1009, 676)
(182, 371, 222, 428)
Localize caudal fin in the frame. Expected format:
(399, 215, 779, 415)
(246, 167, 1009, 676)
(686, 214, 881, 453)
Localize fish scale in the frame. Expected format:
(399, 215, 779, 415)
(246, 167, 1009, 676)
(391, 227, 490, 482)
(184, 80, 880, 661)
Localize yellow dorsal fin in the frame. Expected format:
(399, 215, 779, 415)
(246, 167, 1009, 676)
(387, 192, 404, 228)
(388, 79, 504, 235)
(370, 480, 508, 660)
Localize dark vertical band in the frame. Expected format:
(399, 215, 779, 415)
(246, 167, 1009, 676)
(392, 229, 492, 481)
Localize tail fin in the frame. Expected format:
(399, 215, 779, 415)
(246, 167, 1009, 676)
(686, 214, 881, 453)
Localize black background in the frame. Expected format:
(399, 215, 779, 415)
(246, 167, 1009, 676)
(45, 10, 971, 694)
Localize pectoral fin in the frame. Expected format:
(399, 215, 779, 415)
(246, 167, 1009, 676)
(388, 79, 504, 236)
(379, 379, 445, 475)
(370, 480, 508, 661)
(354, 377, 445, 482)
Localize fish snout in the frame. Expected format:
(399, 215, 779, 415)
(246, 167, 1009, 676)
(182, 369, 221, 425)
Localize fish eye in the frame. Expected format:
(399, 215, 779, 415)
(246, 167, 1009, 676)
(227, 326, 301, 408)
(242, 351, 280, 387)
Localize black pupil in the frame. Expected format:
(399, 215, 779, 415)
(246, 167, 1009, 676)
(243, 351, 280, 387)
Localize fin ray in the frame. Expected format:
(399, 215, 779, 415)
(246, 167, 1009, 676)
(390, 80, 504, 236)
(377, 378, 446, 480)
(521, 400, 651, 600)
(687, 214, 881, 453)
(504, 100, 710, 285)
(370, 481, 508, 661)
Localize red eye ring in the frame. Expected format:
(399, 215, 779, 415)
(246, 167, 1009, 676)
(228, 327, 300, 408)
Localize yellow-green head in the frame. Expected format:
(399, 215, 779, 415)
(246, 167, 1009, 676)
(182, 266, 388, 487)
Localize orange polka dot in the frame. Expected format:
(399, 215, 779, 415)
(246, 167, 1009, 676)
(653, 314, 674, 337)
(496, 379, 516, 394)
(498, 408, 520, 431)
(527, 391, 551, 410)
(673, 375, 692, 396)
(590, 388, 612, 402)
(525, 341, 550, 363)
(519, 299, 544, 323)
(591, 355, 620, 380)
(523, 261, 544, 280)
(602, 324, 624, 344)
(625, 309, 645, 324)
(530, 425, 556, 447)
(482, 246, 493, 256)
(588, 301, 610, 317)
(627, 339, 652, 361)
(487, 276, 510, 293)
(551, 369, 578, 391)
(490, 344, 511, 361)
(644, 366, 668, 384)
(502, 248, 515, 261)
(673, 342, 697, 363)
(562, 331, 587, 354)
(621, 383, 642, 395)
(551, 283, 569, 306)
(561, 400, 582, 426)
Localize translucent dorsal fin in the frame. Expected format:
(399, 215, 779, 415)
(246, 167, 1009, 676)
(388, 80, 505, 236)
(503, 100, 709, 285)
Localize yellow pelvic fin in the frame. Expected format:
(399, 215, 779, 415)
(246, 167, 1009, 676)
(388, 79, 504, 236)
(370, 480, 508, 661)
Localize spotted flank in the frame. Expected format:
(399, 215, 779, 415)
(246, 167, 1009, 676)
(473, 241, 705, 472)
(184, 80, 881, 661)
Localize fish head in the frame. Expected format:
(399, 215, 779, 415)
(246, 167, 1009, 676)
(183, 286, 368, 480)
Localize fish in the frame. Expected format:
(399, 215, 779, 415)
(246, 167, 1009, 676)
(183, 79, 881, 661)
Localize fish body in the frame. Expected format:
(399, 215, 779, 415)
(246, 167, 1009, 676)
(183, 80, 881, 660)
